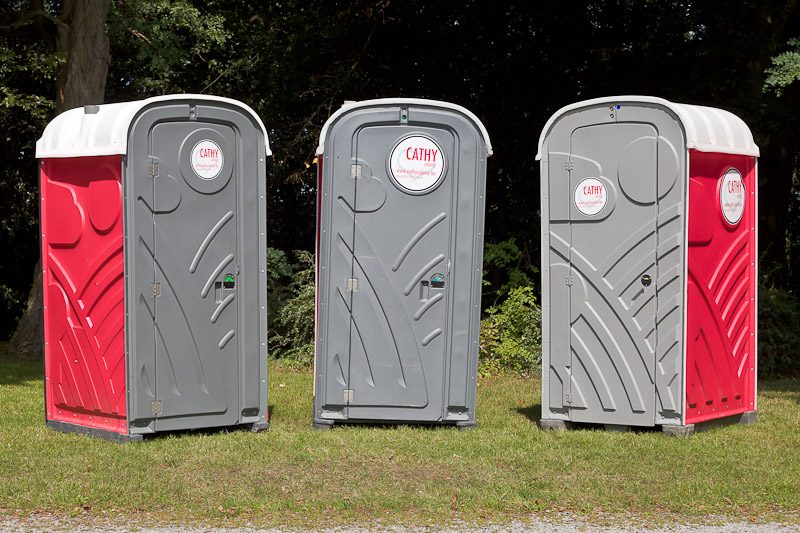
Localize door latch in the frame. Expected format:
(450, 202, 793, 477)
(641, 274, 652, 287)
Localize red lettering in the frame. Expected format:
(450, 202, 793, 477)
(404, 145, 440, 163)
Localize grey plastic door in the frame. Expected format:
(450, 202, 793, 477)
(339, 126, 454, 420)
(147, 121, 240, 430)
(560, 123, 658, 426)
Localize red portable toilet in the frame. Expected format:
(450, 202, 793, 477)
(537, 96, 758, 436)
(37, 95, 271, 441)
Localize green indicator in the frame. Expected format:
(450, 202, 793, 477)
(225, 275, 234, 283)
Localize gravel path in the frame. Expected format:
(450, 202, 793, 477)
(1, 515, 799, 532)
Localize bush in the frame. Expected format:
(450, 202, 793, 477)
(482, 238, 537, 306)
(266, 247, 295, 330)
(758, 284, 800, 378)
(479, 286, 542, 376)
(268, 250, 315, 368)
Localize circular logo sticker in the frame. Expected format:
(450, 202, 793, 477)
(389, 136, 445, 191)
(191, 139, 224, 180)
(720, 169, 745, 225)
(574, 177, 607, 216)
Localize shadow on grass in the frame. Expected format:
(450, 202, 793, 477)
(759, 378, 800, 403)
(514, 404, 542, 423)
(0, 358, 43, 386)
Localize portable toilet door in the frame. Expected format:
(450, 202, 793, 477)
(313, 99, 492, 429)
(37, 95, 270, 442)
(537, 96, 758, 436)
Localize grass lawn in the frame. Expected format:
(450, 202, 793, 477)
(1, 359, 799, 528)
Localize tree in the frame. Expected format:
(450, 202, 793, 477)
(2, 0, 111, 358)
(3, 0, 800, 356)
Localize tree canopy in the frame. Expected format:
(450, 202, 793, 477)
(1, 0, 799, 343)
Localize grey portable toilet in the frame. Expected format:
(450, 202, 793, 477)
(537, 96, 758, 436)
(313, 98, 492, 429)
(37, 95, 270, 441)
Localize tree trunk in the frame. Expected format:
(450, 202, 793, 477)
(8, 0, 111, 360)
(8, 266, 43, 360)
(57, 0, 111, 113)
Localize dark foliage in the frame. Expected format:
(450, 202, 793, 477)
(3, 1, 800, 374)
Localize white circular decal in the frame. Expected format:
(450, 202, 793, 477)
(574, 177, 607, 216)
(720, 169, 745, 225)
(191, 140, 224, 180)
(389, 136, 445, 191)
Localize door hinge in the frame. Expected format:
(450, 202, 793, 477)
(350, 164, 362, 178)
(346, 278, 358, 292)
(150, 283, 161, 297)
(565, 160, 574, 171)
(151, 400, 162, 415)
(343, 389, 354, 403)
(564, 393, 573, 406)
(565, 275, 574, 286)
(148, 161, 159, 177)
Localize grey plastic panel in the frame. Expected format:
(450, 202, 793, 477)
(124, 101, 267, 434)
(540, 101, 686, 428)
(315, 101, 487, 425)
(568, 123, 657, 426)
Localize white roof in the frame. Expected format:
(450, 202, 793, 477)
(316, 98, 493, 156)
(36, 94, 271, 158)
(536, 95, 759, 159)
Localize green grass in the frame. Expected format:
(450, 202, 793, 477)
(1, 360, 799, 528)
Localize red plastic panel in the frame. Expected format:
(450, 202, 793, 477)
(686, 151, 756, 424)
(41, 156, 127, 434)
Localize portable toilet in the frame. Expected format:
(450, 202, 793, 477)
(537, 96, 758, 436)
(37, 95, 270, 442)
(313, 99, 492, 429)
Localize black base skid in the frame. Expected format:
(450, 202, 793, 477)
(540, 411, 757, 438)
(46, 420, 143, 443)
(312, 418, 477, 430)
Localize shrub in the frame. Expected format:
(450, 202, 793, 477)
(482, 238, 537, 306)
(758, 283, 800, 378)
(266, 247, 296, 330)
(479, 286, 542, 376)
(268, 250, 316, 368)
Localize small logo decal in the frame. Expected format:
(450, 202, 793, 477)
(191, 139, 224, 180)
(390, 136, 445, 191)
(574, 177, 607, 216)
(720, 169, 745, 225)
